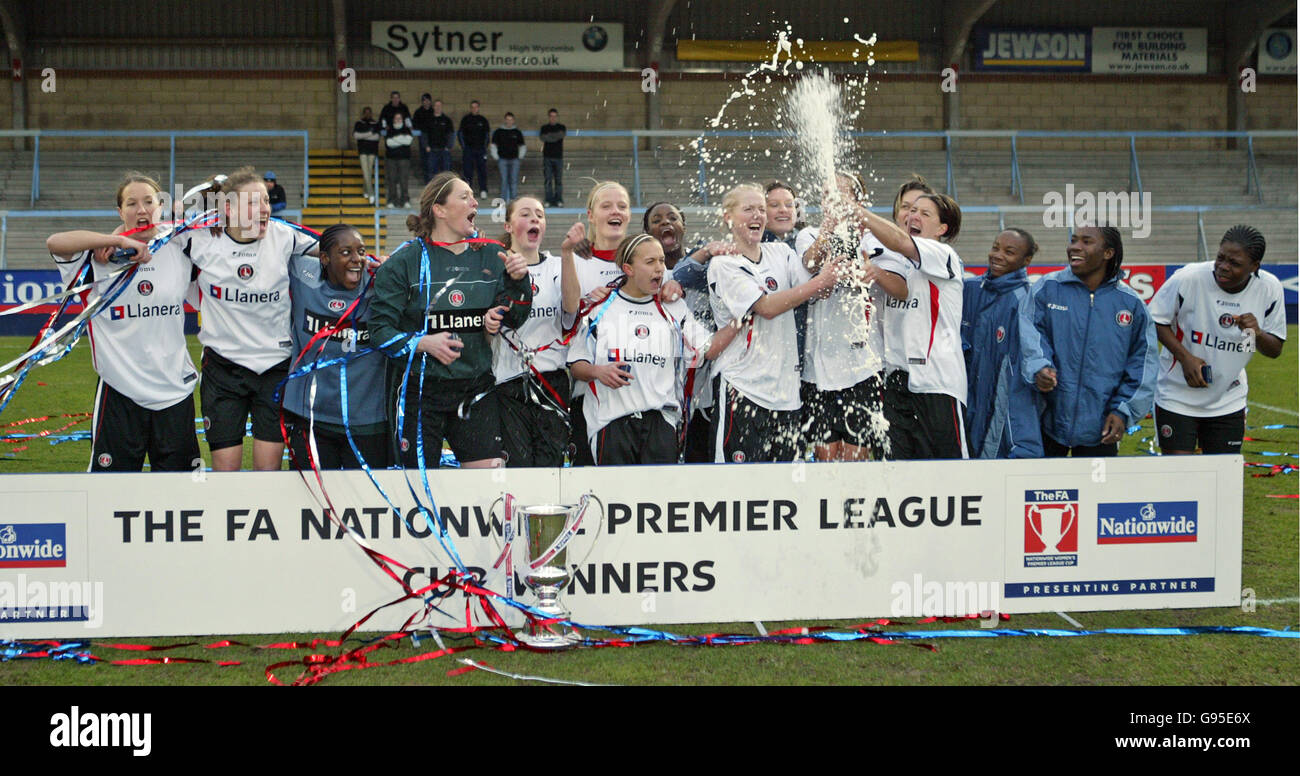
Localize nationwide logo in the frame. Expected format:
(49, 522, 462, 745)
(327, 299, 347, 312)
(1097, 501, 1198, 544)
(1189, 330, 1244, 352)
(136, 280, 153, 296)
(449, 290, 465, 307)
(237, 263, 255, 280)
(0, 523, 68, 568)
(1218, 313, 1236, 328)
(1023, 489, 1078, 568)
(1115, 310, 1133, 327)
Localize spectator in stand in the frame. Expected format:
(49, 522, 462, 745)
(384, 114, 414, 209)
(427, 99, 456, 178)
(378, 91, 410, 135)
(354, 107, 381, 204)
(411, 93, 439, 184)
(491, 112, 526, 202)
(263, 171, 287, 213)
(539, 109, 567, 207)
(458, 100, 491, 199)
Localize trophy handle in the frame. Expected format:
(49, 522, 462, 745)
(487, 495, 506, 553)
(572, 492, 604, 569)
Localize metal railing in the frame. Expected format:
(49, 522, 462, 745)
(0, 130, 311, 209)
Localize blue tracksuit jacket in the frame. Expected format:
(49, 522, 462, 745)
(961, 268, 1043, 458)
(1019, 268, 1158, 448)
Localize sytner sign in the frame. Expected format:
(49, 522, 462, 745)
(0, 456, 1241, 639)
(372, 21, 624, 71)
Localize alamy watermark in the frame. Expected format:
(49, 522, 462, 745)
(0, 573, 104, 628)
(1042, 184, 1152, 239)
(889, 573, 999, 626)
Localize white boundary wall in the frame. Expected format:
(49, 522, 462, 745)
(0, 456, 1241, 638)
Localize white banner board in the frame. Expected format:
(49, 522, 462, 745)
(1092, 28, 1207, 74)
(372, 21, 624, 71)
(0, 456, 1242, 638)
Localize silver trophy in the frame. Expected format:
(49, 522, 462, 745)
(490, 493, 603, 649)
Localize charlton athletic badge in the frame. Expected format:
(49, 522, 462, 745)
(449, 290, 465, 307)
(995, 325, 1006, 343)
(1115, 310, 1133, 327)
(764, 277, 779, 292)
(136, 280, 154, 296)
(1219, 313, 1236, 328)
(732, 450, 746, 462)
(328, 299, 347, 312)
(97, 452, 113, 468)
(237, 264, 255, 280)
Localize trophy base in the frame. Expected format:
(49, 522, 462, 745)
(514, 629, 581, 650)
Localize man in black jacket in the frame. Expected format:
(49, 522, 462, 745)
(539, 108, 567, 207)
(378, 91, 410, 134)
(458, 100, 491, 199)
(425, 99, 455, 179)
(353, 107, 381, 204)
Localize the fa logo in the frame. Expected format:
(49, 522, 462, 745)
(764, 277, 779, 292)
(1218, 313, 1236, 328)
(1115, 310, 1133, 327)
(328, 299, 347, 312)
(995, 325, 1006, 343)
(634, 324, 650, 339)
(449, 290, 465, 307)
(237, 264, 255, 281)
(136, 280, 153, 296)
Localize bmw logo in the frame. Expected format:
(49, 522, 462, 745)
(137, 280, 154, 296)
(582, 25, 609, 52)
(237, 263, 255, 280)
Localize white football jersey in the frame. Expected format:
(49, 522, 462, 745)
(873, 235, 967, 403)
(493, 251, 568, 382)
(180, 221, 318, 373)
(707, 242, 806, 411)
(57, 246, 197, 411)
(568, 292, 711, 445)
(794, 228, 885, 391)
(569, 251, 626, 399)
(1149, 262, 1287, 417)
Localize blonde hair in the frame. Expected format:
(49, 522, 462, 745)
(115, 172, 162, 208)
(615, 233, 657, 266)
(212, 165, 262, 196)
(584, 180, 629, 215)
(720, 183, 764, 221)
(407, 171, 464, 241)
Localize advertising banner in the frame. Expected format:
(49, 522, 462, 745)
(372, 21, 624, 71)
(1258, 28, 1297, 75)
(974, 27, 1091, 72)
(1092, 28, 1207, 74)
(0, 456, 1242, 638)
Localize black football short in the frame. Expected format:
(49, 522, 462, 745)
(394, 377, 504, 467)
(801, 375, 885, 450)
(594, 410, 678, 466)
(90, 380, 201, 472)
(200, 348, 289, 449)
(497, 370, 571, 468)
(712, 377, 801, 463)
(1154, 404, 1245, 455)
